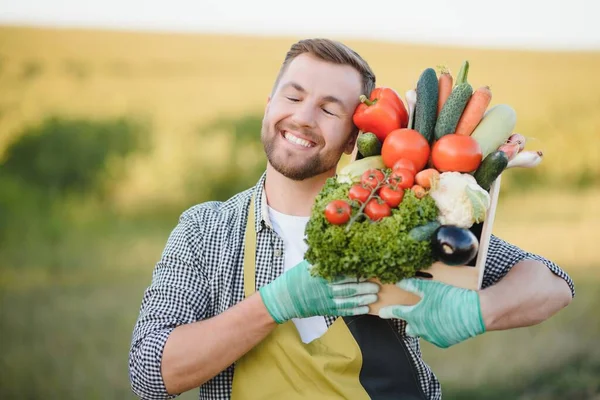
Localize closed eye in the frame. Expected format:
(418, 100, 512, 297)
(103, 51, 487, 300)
(286, 97, 300, 102)
(322, 108, 337, 117)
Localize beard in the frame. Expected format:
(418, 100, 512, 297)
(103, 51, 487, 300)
(261, 120, 344, 181)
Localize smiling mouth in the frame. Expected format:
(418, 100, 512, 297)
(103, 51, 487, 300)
(281, 130, 316, 148)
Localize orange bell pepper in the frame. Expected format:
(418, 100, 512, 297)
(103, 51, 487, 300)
(352, 87, 408, 143)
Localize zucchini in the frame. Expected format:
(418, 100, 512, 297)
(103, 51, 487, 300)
(474, 150, 509, 191)
(337, 155, 385, 184)
(434, 83, 473, 139)
(409, 221, 441, 242)
(471, 104, 517, 158)
(414, 68, 438, 143)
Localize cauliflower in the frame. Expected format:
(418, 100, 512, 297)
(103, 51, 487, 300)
(428, 171, 491, 229)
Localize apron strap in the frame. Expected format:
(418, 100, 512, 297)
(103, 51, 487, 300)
(243, 193, 257, 298)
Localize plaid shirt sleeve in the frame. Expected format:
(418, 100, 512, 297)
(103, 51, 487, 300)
(481, 234, 575, 297)
(129, 209, 211, 399)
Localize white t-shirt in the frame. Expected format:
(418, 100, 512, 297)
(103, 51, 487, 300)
(267, 206, 328, 344)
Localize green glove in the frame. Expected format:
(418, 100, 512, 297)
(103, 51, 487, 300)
(259, 260, 380, 324)
(378, 278, 486, 348)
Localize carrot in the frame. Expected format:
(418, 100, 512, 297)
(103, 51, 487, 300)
(411, 184, 426, 199)
(415, 168, 440, 189)
(437, 66, 453, 116)
(454, 86, 492, 136)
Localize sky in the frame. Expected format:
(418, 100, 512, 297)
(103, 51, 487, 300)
(1, 0, 599, 51)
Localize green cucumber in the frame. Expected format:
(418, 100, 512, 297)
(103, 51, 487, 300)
(434, 83, 473, 139)
(455, 60, 470, 86)
(474, 150, 509, 191)
(409, 221, 442, 242)
(471, 104, 517, 158)
(356, 132, 382, 157)
(414, 68, 439, 143)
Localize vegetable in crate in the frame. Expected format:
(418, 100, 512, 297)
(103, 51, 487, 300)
(381, 128, 431, 171)
(431, 134, 482, 173)
(405, 89, 417, 129)
(471, 104, 517, 158)
(353, 87, 409, 143)
(454, 86, 493, 136)
(455, 60, 469, 86)
(434, 60, 473, 139)
(507, 150, 543, 169)
(437, 66, 453, 116)
(356, 132, 382, 157)
(414, 68, 439, 143)
(434, 82, 473, 139)
(428, 171, 490, 229)
(431, 225, 479, 266)
(304, 174, 439, 284)
(337, 155, 385, 184)
(473, 150, 509, 191)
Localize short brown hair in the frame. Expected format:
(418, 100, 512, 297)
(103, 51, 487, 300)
(272, 38, 376, 99)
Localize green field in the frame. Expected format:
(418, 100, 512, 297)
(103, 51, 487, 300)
(0, 25, 598, 399)
(1, 210, 597, 399)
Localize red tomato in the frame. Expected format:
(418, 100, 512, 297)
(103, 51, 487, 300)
(431, 134, 483, 172)
(361, 169, 385, 189)
(348, 184, 371, 204)
(388, 168, 415, 190)
(364, 199, 391, 221)
(381, 129, 430, 171)
(324, 200, 352, 225)
(379, 185, 405, 208)
(392, 158, 417, 175)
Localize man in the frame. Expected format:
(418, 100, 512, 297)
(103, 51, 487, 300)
(129, 38, 575, 400)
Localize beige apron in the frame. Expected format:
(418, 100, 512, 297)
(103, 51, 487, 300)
(230, 194, 371, 399)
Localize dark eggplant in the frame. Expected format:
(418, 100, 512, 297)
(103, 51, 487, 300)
(431, 225, 479, 266)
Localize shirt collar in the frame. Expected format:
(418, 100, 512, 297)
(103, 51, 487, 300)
(252, 171, 272, 233)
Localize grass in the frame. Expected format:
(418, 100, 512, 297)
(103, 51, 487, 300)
(1, 189, 598, 399)
(443, 354, 600, 400)
(1, 264, 596, 399)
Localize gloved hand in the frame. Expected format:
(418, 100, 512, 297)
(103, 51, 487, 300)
(378, 278, 486, 348)
(259, 260, 380, 324)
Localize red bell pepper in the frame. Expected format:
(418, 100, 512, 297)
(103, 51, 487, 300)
(352, 87, 409, 143)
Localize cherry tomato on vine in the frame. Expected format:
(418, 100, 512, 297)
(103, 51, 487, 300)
(364, 199, 391, 221)
(388, 168, 415, 190)
(379, 185, 405, 208)
(392, 158, 417, 175)
(361, 169, 385, 189)
(348, 184, 371, 204)
(324, 200, 352, 225)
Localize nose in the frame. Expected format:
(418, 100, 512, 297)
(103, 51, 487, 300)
(291, 101, 317, 128)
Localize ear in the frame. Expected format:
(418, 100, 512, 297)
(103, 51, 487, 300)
(343, 129, 360, 155)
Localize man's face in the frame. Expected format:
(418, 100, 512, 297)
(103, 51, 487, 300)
(261, 53, 363, 181)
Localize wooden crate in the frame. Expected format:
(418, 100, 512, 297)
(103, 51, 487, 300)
(345, 145, 502, 315)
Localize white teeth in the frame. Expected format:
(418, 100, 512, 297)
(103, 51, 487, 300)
(283, 131, 313, 148)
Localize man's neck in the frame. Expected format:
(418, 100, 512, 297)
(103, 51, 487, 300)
(264, 163, 335, 217)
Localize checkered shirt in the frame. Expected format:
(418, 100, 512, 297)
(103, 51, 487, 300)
(129, 172, 575, 400)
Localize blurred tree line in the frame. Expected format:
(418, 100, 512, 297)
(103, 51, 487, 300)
(1, 110, 596, 269)
(0, 113, 267, 269)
